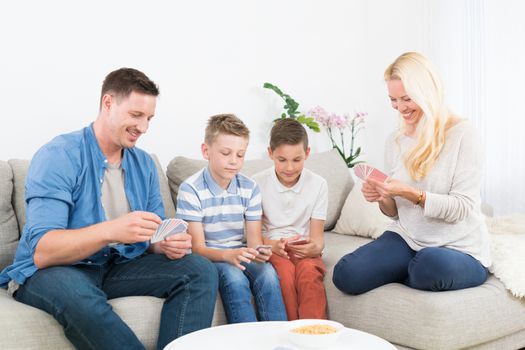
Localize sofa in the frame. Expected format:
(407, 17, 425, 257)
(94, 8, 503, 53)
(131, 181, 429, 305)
(1, 149, 524, 350)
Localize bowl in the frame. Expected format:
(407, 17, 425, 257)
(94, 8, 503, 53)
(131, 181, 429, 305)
(287, 319, 344, 348)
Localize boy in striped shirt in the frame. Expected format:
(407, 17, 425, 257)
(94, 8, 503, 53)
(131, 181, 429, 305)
(176, 114, 287, 323)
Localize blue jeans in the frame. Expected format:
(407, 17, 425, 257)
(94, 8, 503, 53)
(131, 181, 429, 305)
(15, 253, 218, 350)
(333, 231, 488, 295)
(214, 261, 287, 323)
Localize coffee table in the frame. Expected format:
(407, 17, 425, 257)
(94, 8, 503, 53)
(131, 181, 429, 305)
(164, 321, 396, 349)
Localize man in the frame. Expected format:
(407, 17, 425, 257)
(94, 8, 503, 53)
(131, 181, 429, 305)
(0, 68, 218, 350)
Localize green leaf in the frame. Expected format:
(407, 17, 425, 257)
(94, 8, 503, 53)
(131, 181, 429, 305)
(263, 83, 284, 97)
(308, 124, 321, 132)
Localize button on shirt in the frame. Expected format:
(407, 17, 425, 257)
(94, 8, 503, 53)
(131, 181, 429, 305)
(252, 167, 328, 240)
(0, 124, 165, 288)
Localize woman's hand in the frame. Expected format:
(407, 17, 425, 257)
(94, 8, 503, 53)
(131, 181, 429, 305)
(361, 181, 384, 202)
(367, 178, 407, 199)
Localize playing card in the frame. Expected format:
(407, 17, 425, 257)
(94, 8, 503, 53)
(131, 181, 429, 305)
(354, 164, 388, 183)
(150, 218, 188, 244)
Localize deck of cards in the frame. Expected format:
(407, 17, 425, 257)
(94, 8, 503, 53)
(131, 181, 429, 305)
(354, 164, 389, 183)
(150, 218, 188, 244)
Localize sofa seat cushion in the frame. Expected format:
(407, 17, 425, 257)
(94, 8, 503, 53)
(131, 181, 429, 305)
(0, 286, 227, 350)
(323, 232, 525, 350)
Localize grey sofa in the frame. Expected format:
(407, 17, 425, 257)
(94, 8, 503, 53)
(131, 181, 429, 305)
(1, 149, 524, 350)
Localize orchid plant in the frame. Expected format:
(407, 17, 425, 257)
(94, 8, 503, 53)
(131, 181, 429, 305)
(308, 106, 367, 168)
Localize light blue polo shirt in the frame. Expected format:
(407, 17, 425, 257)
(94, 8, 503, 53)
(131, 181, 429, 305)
(176, 167, 262, 249)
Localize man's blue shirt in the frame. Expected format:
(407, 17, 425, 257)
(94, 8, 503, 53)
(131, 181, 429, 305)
(0, 124, 165, 287)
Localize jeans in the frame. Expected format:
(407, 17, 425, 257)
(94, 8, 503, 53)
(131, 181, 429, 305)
(214, 261, 287, 323)
(270, 254, 327, 320)
(15, 253, 218, 350)
(333, 231, 489, 295)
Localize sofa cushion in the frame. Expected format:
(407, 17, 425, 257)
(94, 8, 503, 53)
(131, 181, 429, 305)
(166, 148, 353, 230)
(7, 159, 29, 234)
(323, 232, 525, 350)
(0, 284, 227, 350)
(150, 154, 176, 219)
(333, 181, 392, 238)
(0, 161, 19, 271)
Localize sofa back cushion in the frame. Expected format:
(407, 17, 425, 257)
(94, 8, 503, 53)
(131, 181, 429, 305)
(150, 154, 176, 219)
(8, 159, 30, 233)
(166, 148, 354, 230)
(0, 161, 20, 270)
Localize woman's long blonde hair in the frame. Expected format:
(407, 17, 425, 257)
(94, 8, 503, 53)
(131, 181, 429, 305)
(384, 52, 450, 181)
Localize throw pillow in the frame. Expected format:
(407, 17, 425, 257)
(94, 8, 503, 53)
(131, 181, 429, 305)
(333, 181, 393, 239)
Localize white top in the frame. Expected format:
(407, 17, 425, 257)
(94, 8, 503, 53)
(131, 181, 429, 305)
(253, 167, 328, 240)
(385, 121, 491, 267)
(164, 321, 396, 350)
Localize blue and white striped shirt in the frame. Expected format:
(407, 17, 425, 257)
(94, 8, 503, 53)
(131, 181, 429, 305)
(176, 167, 262, 249)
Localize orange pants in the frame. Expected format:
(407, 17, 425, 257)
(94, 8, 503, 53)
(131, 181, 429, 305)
(270, 253, 327, 320)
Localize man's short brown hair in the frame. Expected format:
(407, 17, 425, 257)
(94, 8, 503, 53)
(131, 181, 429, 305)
(100, 68, 159, 107)
(270, 118, 309, 151)
(205, 114, 250, 145)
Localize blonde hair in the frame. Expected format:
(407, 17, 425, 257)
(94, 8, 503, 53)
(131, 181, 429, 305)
(204, 114, 250, 145)
(384, 52, 450, 181)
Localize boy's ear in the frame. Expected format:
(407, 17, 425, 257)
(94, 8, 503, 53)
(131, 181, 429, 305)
(201, 143, 209, 160)
(305, 147, 311, 159)
(267, 146, 273, 158)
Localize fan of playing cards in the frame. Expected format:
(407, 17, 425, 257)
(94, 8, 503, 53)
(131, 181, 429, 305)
(354, 164, 389, 183)
(150, 218, 188, 244)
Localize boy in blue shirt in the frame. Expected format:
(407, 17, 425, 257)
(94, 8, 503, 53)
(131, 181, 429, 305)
(176, 114, 287, 323)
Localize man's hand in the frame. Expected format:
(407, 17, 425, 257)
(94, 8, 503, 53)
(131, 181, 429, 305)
(152, 232, 192, 260)
(107, 211, 162, 244)
(223, 248, 258, 270)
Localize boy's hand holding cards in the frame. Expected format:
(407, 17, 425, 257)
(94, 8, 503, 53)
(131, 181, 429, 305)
(354, 164, 389, 183)
(255, 244, 272, 253)
(150, 218, 188, 244)
(253, 244, 272, 263)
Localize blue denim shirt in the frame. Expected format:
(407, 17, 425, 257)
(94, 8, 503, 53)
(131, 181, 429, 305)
(0, 124, 165, 287)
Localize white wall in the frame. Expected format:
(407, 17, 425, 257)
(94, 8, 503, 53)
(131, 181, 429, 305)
(0, 0, 426, 168)
(1, 1, 521, 214)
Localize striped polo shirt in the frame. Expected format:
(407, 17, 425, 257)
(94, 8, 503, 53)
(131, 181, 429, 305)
(176, 167, 262, 249)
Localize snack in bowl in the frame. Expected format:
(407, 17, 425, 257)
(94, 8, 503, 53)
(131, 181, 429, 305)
(291, 324, 338, 335)
(287, 319, 343, 348)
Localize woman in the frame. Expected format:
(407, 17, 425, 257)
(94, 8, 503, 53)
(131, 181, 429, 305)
(333, 52, 491, 294)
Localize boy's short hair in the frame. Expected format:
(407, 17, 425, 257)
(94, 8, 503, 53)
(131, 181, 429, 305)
(205, 114, 250, 145)
(100, 68, 159, 107)
(270, 118, 309, 151)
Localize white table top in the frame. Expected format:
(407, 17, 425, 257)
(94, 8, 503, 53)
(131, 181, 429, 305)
(164, 321, 396, 350)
